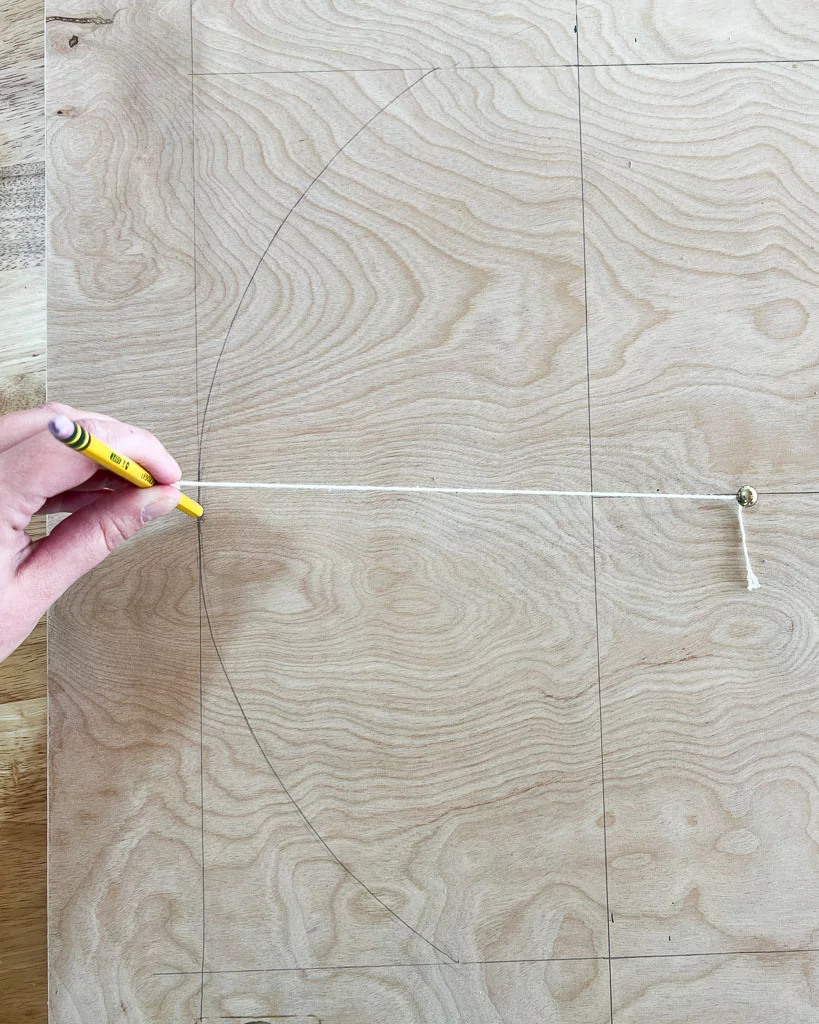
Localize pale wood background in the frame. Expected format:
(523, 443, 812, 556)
(0, 0, 46, 1020)
(45, 1, 819, 1022)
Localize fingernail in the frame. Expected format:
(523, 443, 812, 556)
(141, 492, 179, 524)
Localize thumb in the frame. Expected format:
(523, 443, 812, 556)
(17, 485, 180, 611)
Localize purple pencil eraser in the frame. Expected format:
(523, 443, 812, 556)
(48, 414, 75, 440)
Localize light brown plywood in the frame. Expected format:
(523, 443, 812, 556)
(595, 497, 819, 957)
(46, 1, 819, 1022)
(1, 0, 44, 167)
(48, 523, 203, 1022)
(581, 63, 819, 493)
(202, 959, 612, 1023)
(197, 491, 606, 974)
(611, 951, 819, 1022)
(195, 66, 591, 489)
(578, 0, 819, 65)
(192, 0, 578, 75)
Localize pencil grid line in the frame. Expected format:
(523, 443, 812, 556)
(154, 945, 819, 977)
(188, 56, 819, 77)
(188, 0, 207, 1017)
(575, 4, 614, 1022)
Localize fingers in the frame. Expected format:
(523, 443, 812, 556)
(34, 473, 129, 514)
(0, 410, 182, 517)
(69, 470, 129, 493)
(16, 485, 180, 612)
(0, 402, 114, 453)
(37, 490, 114, 515)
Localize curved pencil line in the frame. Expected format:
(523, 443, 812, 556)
(195, 66, 454, 964)
(196, 67, 437, 477)
(198, 552, 457, 963)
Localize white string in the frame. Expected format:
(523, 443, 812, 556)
(179, 480, 735, 501)
(737, 503, 761, 591)
(179, 479, 760, 589)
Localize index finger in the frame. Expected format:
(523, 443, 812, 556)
(0, 413, 182, 516)
(0, 402, 116, 454)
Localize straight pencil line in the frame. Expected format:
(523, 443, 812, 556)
(763, 490, 819, 496)
(613, 946, 819, 962)
(156, 960, 453, 977)
(575, 6, 613, 1022)
(188, 2, 206, 1017)
(191, 66, 436, 76)
(196, 528, 206, 1016)
(153, 946, 819, 976)
(189, 57, 819, 77)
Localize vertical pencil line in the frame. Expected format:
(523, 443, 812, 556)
(188, 1, 206, 1018)
(574, 3, 614, 1021)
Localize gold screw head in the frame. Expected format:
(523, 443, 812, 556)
(736, 485, 758, 507)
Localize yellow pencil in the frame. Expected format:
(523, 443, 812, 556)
(48, 416, 203, 519)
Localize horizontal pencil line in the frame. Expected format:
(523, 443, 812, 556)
(154, 946, 819, 976)
(190, 66, 435, 76)
(155, 960, 449, 976)
(764, 490, 819, 496)
(179, 480, 735, 501)
(189, 57, 819, 77)
(611, 946, 819, 962)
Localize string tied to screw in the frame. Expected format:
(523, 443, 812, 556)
(736, 485, 760, 591)
(179, 478, 763, 591)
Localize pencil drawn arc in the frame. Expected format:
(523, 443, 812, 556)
(196, 69, 457, 964)
(199, 565, 457, 964)
(197, 68, 437, 476)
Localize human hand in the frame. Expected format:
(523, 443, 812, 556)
(0, 403, 182, 661)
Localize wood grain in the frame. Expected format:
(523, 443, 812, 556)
(611, 951, 819, 1022)
(46, 0, 197, 468)
(192, 0, 577, 75)
(195, 66, 591, 488)
(46, 1, 202, 1021)
(595, 496, 819, 958)
(196, 492, 610, 1020)
(581, 63, 819, 492)
(198, 492, 606, 974)
(0, 0, 44, 166)
(48, 518, 202, 1022)
(203, 958, 611, 1022)
(45, 0, 819, 1020)
(0, 161, 45, 273)
(578, 0, 819, 65)
(0, 0, 46, 1020)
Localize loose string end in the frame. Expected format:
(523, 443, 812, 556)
(736, 501, 760, 591)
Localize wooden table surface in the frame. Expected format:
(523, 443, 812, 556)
(0, 0, 47, 1020)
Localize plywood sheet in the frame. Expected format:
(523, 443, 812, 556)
(594, 496, 819, 957)
(578, 0, 819, 64)
(198, 491, 605, 970)
(194, 66, 591, 488)
(192, 0, 578, 74)
(611, 951, 819, 1023)
(582, 63, 819, 492)
(46, 0, 819, 1021)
